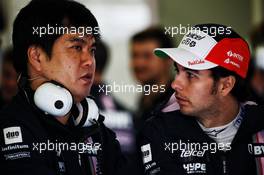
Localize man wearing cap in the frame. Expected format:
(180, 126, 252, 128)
(138, 24, 264, 175)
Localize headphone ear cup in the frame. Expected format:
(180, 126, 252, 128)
(34, 82, 73, 117)
(73, 97, 99, 127)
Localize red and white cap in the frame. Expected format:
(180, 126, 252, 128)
(154, 29, 250, 78)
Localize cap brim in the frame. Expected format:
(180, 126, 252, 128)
(154, 48, 217, 70)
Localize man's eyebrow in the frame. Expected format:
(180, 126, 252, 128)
(173, 63, 199, 74)
(67, 37, 87, 44)
(185, 68, 198, 73)
(91, 41, 96, 47)
(67, 37, 96, 47)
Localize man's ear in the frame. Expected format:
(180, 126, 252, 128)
(27, 46, 43, 72)
(218, 76, 236, 97)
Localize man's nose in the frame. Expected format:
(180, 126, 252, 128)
(171, 74, 184, 92)
(82, 52, 94, 67)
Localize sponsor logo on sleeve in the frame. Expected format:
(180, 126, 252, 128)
(3, 127, 23, 145)
(248, 144, 264, 156)
(141, 144, 152, 164)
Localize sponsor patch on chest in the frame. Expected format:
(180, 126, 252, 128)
(3, 127, 23, 145)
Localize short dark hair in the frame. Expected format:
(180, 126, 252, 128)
(131, 26, 174, 48)
(210, 66, 250, 102)
(95, 41, 109, 74)
(12, 0, 100, 74)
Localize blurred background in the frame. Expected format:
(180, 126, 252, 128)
(0, 0, 263, 110)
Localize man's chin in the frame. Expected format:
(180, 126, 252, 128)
(180, 108, 196, 117)
(73, 92, 90, 103)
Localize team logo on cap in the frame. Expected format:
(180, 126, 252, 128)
(223, 58, 240, 68)
(227, 50, 244, 62)
(181, 32, 206, 48)
(186, 32, 206, 40)
(188, 59, 205, 66)
(189, 41, 196, 47)
(154, 29, 250, 78)
(224, 58, 230, 64)
(181, 38, 197, 47)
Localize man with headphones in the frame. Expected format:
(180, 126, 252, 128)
(0, 0, 124, 175)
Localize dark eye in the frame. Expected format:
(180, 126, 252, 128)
(174, 66, 179, 74)
(186, 71, 196, 79)
(90, 47, 96, 56)
(72, 45, 82, 51)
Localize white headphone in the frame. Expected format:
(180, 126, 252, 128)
(33, 82, 99, 127)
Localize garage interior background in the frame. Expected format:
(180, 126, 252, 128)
(0, 0, 263, 110)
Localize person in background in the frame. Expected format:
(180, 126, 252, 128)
(91, 40, 139, 175)
(0, 1, 5, 48)
(130, 27, 176, 130)
(0, 47, 18, 108)
(91, 41, 127, 110)
(249, 22, 264, 105)
(0, 1, 6, 79)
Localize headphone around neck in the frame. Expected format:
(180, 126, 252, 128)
(18, 75, 100, 127)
